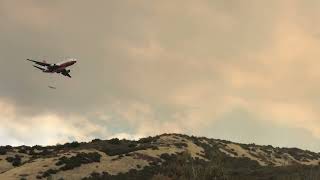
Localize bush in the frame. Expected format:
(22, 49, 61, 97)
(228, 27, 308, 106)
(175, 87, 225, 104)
(18, 149, 27, 154)
(138, 136, 154, 144)
(64, 141, 80, 148)
(160, 153, 175, 161)
(108, 138, 121, 145)
(5, 145, 13, 150)
(174, 143, 188, 149)
(42, 169, 59, 178)
(6, 155, 22, 166)
(128, 143, 137, 148)
(56, 152, 101, 171)
(32, 145, 43, 150)
(0, 147, 7, 155)
(83, 172, 111, 180)
(91, 139, 102, 143)
(96, 141, 152, 156)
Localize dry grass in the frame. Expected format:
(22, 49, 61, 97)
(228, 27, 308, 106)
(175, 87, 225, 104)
(219, 142, 320, 167)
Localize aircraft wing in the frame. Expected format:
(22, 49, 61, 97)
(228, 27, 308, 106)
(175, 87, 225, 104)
(27, 59, 50, 66)
(61, 69, 71, 78)
(33, 65, 46, 71)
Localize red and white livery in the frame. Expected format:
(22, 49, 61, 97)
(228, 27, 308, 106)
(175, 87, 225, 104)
(27, 58, 77, 78)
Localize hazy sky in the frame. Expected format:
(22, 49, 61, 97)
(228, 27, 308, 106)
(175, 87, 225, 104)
(1, 1, 320, 151)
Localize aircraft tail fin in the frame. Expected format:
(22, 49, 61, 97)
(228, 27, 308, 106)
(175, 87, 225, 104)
(61, 69, 71, 78)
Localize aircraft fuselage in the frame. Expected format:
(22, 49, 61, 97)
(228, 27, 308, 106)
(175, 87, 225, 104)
(45, 60, 77, 73)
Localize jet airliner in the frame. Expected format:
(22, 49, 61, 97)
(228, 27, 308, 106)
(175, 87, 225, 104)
(27, 58, 77, 78)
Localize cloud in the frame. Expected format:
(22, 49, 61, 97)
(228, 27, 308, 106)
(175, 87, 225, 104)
(1, 1, 60, 30)
(0, 98, 108, 145)
(1, 1, 320, 151)
(107, 133, 143, 140)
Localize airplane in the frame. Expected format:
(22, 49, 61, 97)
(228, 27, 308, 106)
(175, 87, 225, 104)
(26, 58, 77, 78)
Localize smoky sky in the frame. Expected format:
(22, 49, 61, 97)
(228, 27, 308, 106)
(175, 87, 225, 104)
(1, 1, 320, 151)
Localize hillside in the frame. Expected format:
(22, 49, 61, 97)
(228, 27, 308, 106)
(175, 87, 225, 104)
(1, 134, 320, 180)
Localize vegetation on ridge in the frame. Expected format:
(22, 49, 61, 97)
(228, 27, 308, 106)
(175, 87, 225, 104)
(1, 133, 320, 180)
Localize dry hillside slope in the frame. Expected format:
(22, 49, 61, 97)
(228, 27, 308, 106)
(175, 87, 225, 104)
(1, 134, 320, 180)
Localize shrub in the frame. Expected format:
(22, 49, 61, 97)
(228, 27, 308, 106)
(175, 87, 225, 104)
(5, 145, 13, 150)
(91, 139, 102, 143)
(42, 168, 59, 178)
(160, 153, 174, 161)
(128, 143, 137, 148)
(138, 136, 155, 144)
(174, 143, 188, 149)
(97, 141, 151, 156)
(18, 149, 27, 154)
(0, 147, 7, 155)
(64, 141, 80, 148)
(151, 146, 159, 150)
(56, 152, 101, 171)
(6, 155, 22, 166)
(108, 138, 121, 145)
